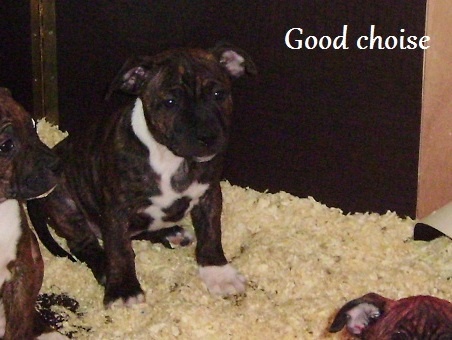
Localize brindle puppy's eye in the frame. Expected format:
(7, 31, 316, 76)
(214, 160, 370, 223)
(214, 90, 227, 101)
(163, 98, 177, 109)
(0, 139, 14, 154)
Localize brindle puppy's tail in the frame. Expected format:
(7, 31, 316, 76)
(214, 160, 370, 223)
(26, 200, 76, 262)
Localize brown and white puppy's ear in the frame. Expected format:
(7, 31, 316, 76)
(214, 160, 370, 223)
(329, 293, 391, 336)
(105, 56, 155, 99)
(211, 42, 257, 78)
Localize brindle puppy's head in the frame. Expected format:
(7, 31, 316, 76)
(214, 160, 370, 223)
(0, 88, 60, 202)
(107, 43, 256, 161)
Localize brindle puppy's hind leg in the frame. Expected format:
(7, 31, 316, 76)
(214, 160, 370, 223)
(29, 186, 107, 285)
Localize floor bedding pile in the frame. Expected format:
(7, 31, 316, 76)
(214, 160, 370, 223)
(36, 120, 451, 339)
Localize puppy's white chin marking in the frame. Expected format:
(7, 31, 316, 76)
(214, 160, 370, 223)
(199, 264, 246, 296)
(194, 154, 216, 163)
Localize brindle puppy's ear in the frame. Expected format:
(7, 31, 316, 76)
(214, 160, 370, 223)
(211, 42, 257, 78)
(105, 56, 155, 100)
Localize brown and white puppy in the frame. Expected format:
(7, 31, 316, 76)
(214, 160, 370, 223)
(28, 43, 256, 307)
(0, 88, 66, 339)
(329, 292, 452, 339)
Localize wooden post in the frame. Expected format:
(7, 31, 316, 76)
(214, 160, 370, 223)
(30, 0, 59, 124)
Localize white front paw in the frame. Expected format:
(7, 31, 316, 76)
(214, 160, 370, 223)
(37, 331, 70, 340)
(199, 264, 246, 296)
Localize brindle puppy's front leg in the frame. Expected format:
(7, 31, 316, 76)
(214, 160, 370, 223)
(192, 183, 246, 296)
(101, 210, 145, 307)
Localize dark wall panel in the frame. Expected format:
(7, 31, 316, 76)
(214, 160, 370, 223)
(6, 1, 425, 217)
(0, 2, 33, 112)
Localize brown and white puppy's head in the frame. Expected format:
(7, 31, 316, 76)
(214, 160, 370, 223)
(329, 292, 452, 339)
(0, 88, 59, 202)
(106, 42, 256, 163)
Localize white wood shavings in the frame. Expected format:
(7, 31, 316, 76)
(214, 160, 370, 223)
(36, 119, 68, 147)
(35, 119, 451, 339)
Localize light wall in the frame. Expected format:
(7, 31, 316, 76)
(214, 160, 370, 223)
(417, 0, 452, 218)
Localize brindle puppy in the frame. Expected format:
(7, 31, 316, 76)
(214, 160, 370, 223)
(29, 43, 256, 307)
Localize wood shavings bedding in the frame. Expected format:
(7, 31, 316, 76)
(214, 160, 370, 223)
(36, 120, 451, 339)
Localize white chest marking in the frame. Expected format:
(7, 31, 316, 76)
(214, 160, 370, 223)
(0, 200, 22, 288)
(131, 99, 209, 230)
